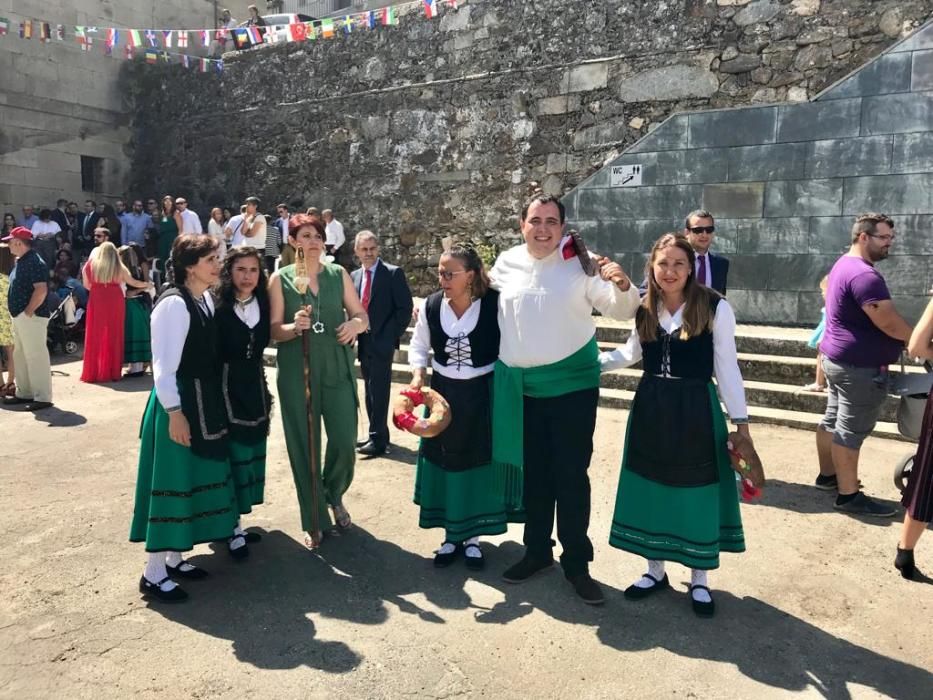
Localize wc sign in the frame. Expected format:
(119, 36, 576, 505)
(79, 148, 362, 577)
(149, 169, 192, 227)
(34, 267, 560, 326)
(610, 164, 643, 187)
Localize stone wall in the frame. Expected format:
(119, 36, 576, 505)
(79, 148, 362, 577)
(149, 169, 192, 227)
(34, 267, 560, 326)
(124, 0, 933, 308)
(0, 0, 252, 214)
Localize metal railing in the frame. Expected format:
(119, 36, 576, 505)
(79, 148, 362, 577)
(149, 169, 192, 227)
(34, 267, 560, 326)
(282, 0, 367, 18)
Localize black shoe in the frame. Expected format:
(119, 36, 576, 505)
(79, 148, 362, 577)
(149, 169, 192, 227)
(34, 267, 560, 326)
(243, 531, 261, 544)
(228, 535, 250, 560)
(25, 401, 53, 411)
(834, 492, 897, 517)
(814, 474, 838, 491)
(139, 575, 188, 602)
(165, 560, 210, 580)
(463, 542, 485, 571)
(502, 555, 554, 583)
(3, 395, 32, 405)
(690, 585, 715, 617)
(356, 439, 369, 448)
(434, 541, 461, 568)
(123, 371, 146, 378)
(623, 573, 671, 600)
(357, 441, 387, 457)
(895, 547, 917, 580)
(567, 573, 605, 605)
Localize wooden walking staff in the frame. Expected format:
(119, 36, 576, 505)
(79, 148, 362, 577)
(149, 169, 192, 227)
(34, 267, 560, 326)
(294, 247, 323, 548)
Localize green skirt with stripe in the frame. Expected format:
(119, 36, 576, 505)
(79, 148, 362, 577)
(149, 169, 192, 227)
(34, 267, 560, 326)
(414, 456, 525, 542)
(230, 438, 266, 514)
(124, 296, 151, 364)
(129, 391, 238, 552)
(609, 383, 745, 570)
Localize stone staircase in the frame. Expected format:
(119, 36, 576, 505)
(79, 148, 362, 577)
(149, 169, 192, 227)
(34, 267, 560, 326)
(263, 318, 919, 442)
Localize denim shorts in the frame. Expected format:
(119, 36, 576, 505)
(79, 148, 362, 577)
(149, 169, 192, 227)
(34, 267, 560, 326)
(819, 357, 887, 449)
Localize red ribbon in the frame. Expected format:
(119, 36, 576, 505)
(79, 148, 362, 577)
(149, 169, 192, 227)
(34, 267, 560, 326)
(400, 388, 425, 407)
(393, 411, 419, 431)
(561, 237, 576, 260)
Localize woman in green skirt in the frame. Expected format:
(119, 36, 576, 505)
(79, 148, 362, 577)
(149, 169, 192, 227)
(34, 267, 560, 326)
(408, 244, 523, 570)
(268, 214, 368, 548)
(119, 245, 152, 377)
(215, 247, 272, 557)
(600, 233, 752, 617)
(130, 234, 237, 602)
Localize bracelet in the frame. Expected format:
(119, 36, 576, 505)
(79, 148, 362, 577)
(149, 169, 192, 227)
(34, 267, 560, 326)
(731, 417, 750, 425)
(165, 405, 182, 414)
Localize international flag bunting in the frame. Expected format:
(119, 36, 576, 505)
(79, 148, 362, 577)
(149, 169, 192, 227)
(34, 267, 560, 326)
(145, 50, 158, 64)
(215, 59, 223, 75)
(344, 16, 353, 34)
(321, 19, 335, 39)
(39, 22, 51, 42)
(0, 18, 8, 36)
(106, 28, 119, 48)
(199, 58, 209, 73)
(19, 21, 31, 39)
(181, 54, 190, 68)
(129, 29, 143, 47)
(424, 0, 438, 19)
(163, 30, 173, 48)
(145, 29, 158, 47)
(177, 30, 188, 48)
(201, 29, 211, 47)
(448, 0, 458, 8)
(381, 7, 397, 26)
(161, 52, 170, 63)
(233, 28, 250, 49)
(246, 26, 262, 44)
(263, 25, 277, 43)
(288, 22, 306, 42)
(365, 11, 375, 29)
(56, 24, 65, 40)
(124, 45, 134, 60)
(306, 22, 316, 40)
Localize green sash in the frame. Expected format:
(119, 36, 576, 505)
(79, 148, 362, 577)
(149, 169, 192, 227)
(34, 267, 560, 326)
(492, 337, 601, 470)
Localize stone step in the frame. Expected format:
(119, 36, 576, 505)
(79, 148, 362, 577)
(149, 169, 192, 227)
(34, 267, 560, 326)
(261, 349, 912, 442)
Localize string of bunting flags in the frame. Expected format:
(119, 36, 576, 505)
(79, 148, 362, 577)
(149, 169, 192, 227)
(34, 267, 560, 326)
(0, 1, 459, 75)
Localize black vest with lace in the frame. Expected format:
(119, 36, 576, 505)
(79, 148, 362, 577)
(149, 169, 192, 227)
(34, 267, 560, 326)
(424, 289, 500, 370)
(638, 295, 722, 380)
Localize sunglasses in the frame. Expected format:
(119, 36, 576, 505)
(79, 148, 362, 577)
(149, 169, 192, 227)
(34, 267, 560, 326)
(437, 270, 466, 281)
(689, 226, 715, 234)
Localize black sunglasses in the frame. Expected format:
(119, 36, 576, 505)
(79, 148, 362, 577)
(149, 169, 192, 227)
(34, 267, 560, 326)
(689, 226, 715, 234)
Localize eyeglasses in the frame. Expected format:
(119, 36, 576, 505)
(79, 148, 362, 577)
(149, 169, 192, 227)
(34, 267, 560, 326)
(868, 233, 896, 242)
(688, 226, 715, 234)
(437, 270, 466, 281)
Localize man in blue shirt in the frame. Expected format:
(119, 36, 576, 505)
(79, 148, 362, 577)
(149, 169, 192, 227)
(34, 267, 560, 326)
(2, 227, 52, 411)
(120, 200, 150, 247)
(18, 205, 38, 230)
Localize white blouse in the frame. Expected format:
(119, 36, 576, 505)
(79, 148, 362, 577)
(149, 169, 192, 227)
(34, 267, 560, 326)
(207, 219, 227, 259)
(151, 292, 215, 410)
(599, 300, 748, 421)
(489, 242, 640, 368)
(233, 296, 260, 329)
(409, 297, 494, 379)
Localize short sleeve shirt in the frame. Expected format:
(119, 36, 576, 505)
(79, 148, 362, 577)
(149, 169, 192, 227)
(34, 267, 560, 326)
(819, 255, 901, 367)
(8, 249, 50, 317)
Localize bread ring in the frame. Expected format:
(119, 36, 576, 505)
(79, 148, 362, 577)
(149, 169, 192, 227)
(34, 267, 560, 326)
(392, 388, 452, 438)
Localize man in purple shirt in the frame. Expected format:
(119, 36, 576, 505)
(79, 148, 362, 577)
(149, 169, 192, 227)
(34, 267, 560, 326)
(816, 213, 912, 516)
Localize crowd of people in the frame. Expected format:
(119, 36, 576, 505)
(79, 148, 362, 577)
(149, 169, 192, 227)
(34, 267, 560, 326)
(3, 192, 932, 613)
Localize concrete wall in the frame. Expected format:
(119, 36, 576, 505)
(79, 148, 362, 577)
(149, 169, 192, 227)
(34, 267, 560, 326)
(565, 20, 933, 325)
(0, 0, 252, 216)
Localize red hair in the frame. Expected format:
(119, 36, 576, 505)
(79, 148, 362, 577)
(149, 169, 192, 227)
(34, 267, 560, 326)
(288, 214, 325, 240)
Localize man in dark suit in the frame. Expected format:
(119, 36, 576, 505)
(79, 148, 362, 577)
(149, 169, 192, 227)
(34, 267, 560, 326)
(75, 199, 100, 262)
(351, 230, 414, 457)
(684, 209, 728, 295)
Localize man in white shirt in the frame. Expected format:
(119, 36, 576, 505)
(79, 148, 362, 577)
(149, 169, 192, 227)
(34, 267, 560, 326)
(30, 209, 62, 267)
(322, 209, 346, 255)
(684, 209, 729, 295)
(175, 197, 203, 235)
(490, 194, 639, 606)
(234, 196, 267, 251)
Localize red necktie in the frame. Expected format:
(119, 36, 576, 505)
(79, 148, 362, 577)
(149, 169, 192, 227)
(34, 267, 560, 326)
(362, 268, 372, 311)
(697, 255, 707, 286)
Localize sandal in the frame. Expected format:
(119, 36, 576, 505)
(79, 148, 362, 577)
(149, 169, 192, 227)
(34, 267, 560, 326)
(463, 542, 485, 571)
(331, 504, 352, 530)
(433, 541, 461, 568)
(304, 530, 324, 550)
(166, 559, 210, 580)
(623, 572, 670, 600)
(0, 383, 15, 397)
(138, 575, 188, 602)
(690, 584, 716, 618)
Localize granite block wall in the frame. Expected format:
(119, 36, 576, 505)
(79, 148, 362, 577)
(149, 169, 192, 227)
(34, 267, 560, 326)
(566, 20, 933, 324)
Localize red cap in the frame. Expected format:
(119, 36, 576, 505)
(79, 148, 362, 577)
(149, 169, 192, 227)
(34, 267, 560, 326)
(1, 226, 33, 242)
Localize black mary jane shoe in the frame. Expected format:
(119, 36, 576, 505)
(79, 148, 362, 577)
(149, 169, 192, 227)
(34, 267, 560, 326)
(463, 542, 485, 571)
(228, 535, 250, 560)
(690, 584, 716, 618)
(623, 573, 670, 600)
(139, 575, 188, 602)
(243, 531, 262, 544)
(166, 560, 210, 580)
(433, 542, 461, 568)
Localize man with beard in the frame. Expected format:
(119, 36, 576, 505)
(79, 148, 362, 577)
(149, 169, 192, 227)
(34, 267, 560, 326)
(816, 213, 912, 516)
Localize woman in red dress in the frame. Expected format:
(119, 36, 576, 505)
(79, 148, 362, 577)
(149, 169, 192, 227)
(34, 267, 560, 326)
(81, 239, 152, 383)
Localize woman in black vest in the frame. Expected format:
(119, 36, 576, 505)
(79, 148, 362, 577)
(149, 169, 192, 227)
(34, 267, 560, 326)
(129, 234, 237, 602)
(408, 244, 522, 570)
(214, 248, 272, 557)
(600, 234, 752, 617)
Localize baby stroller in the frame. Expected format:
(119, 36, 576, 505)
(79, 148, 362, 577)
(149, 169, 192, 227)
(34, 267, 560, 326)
(46, 290, 85, 355)
(889, 360, 933, 492)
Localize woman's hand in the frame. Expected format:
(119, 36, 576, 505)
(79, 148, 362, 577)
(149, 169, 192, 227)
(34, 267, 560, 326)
(735, 423, 752, 441)
(335, 319, 361, 345)
(409, 372, 425, 391)
(168, 411, 191, 447)
(293, 306, 311, 334)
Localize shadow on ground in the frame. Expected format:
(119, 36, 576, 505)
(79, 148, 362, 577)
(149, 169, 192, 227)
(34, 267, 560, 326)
(151, 530, 933, 697)
(749, 478, 903, 526)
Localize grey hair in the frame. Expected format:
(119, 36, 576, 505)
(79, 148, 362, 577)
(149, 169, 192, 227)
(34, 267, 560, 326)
(354, 230, 378, 247)
(684, 209, 714, 228)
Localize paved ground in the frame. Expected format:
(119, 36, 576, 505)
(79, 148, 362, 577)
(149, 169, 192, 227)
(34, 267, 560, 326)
(1, 357, 932, 699)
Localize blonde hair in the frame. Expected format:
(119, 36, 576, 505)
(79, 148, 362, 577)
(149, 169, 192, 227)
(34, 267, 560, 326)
(91, 242, 128, 284)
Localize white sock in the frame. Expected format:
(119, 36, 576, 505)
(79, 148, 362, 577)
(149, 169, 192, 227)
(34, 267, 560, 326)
(691, 569, 712, 603)
(463, 537, 481, 557)
(128, 362, 144, 373)
(229, 534, 246, 550)
(164, 550, 195, 573)
(633, 559, 666, 589)
(437, 541, 457, 555)
(144, 553, 177, 591)
(234, 519, 244, 537)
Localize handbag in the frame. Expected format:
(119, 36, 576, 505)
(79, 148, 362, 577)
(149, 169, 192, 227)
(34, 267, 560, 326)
(890, 356, 933, 442)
